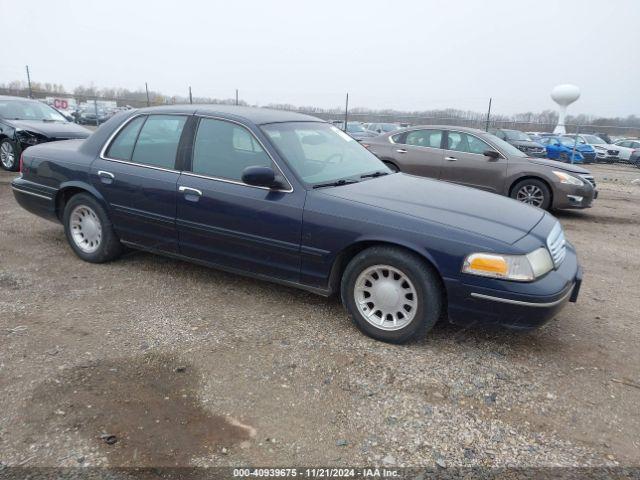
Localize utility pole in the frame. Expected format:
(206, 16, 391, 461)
(571, 124, 580, 165)
(145, 82, 150, 107)
(344, 93, 349, 132)
(189, 86, 193, 104)
(485, 97, 492, 131)
(235, 89, 239, 106)
(94, 98, 99, 127)
(25, 65, 33, 98)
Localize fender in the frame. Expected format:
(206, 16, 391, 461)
(56, 179, 112, 218)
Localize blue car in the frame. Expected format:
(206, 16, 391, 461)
(539, 136, 596, 164)
(11, 106, 582, 343)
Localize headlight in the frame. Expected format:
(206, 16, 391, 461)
(15, 130, 41, 146)
(552, 171, 584, 186)
(462, 247, 554, 282)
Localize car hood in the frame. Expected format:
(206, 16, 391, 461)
(317, 173, 545, 245)
(9, 119, 92, 139)
(526, 158, 591, 174)
(510, 140, 544, 148)
(349, 131, 378, 139)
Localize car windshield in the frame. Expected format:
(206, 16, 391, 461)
(0, 99, 68, 122)
(583, 135, 606, 144)
(380, 123, 400, 132)
(483, 132, 528, 157)
(261, 122, 390, 185)
(503, 130, 531, 141)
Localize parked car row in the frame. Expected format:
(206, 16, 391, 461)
(0, 95, 92, 171)
(10, 104, 583, 343)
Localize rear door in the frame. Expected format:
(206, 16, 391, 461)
(90, 114, 188, 252)
(439, 130, 507, 193)
(390, 129, 444, 179)
(176, 116, 305, 282)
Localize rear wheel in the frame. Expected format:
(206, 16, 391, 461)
(0, 139, 20, 171)
(559, 152, 569, 163)
(63, 193, 123, 263)
(341, 246, 442, 343)
(511, 178, 551, 210)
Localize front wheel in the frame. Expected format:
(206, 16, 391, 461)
(341, 246, 443, 343)
(511, 179, 551, 210)
(383, 161, 399, 173)
(0, 139, 20, 171)
(63, 193, 123, 263)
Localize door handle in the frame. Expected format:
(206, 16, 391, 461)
(445, 156, 457, 161)
(178, 186, 203, 200)
(97, 170, 115, 184)
(396, 149, 407, 154)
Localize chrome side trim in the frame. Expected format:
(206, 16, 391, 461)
(470, 287, 573, 308)
(11, 185, 53, 200)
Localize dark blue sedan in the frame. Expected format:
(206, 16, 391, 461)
(11, 106, 582, 343)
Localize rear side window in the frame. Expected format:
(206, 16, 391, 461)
(106, 116, 146, 160)
(131, 115, 187, 169)
(192, 118, 272, 181)
(404, 129, 443, 148)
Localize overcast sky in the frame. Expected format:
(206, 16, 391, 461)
(3, 0, 639, 117)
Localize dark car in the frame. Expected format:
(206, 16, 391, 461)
(0, 95, 92, 171)
(334, 121, 379, 141)
(363, 126, 597, 211)
(489, 128, 547, 158)
(78, 108, 111, 125)
(12, 105, 582, 343)
(367, 122, 402, 135)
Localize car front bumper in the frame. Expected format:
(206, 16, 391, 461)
(552, 181, 597, 209)
(444, 245, 581, 330)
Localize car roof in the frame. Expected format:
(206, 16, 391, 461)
(391, 125, 490, 135)
(0, 95, 44, 103)
(134, 104, 323, 125)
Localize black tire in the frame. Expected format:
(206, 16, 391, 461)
(383, 161, 399, 173)
(340, 246, 443, 343)
(510, 178, 552, 210)
(559, 152, 569, 163)
(63, 193, 122, 263)
(0, 138, 20, 171)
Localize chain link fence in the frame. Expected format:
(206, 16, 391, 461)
(3, 86, 639, 138)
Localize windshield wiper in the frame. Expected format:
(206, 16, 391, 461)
(360, 171, 390, 179)
(312, 179, 359, 189)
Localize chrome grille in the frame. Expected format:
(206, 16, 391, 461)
(546, 222, 566, 268)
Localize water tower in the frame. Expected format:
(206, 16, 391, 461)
(551, 84, 580, 134)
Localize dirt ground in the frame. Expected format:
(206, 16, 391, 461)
(1, 163, 639, 470)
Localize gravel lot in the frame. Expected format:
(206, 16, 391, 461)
(1, 163, 639, 469)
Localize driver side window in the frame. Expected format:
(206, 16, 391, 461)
(192, 118, 272, 181)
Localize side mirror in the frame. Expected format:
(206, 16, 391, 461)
(242, 165, 278, 189)
(483, 150, 500, 160)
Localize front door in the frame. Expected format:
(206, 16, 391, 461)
(176, 116, 305, 282)
(90, 114, 188, 252)
(439, 130, 507, 193)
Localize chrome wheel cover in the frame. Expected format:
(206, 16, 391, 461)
(69, 205, 102, 253)
(354, 264, 418, 331)
(0, 142, 15, 169)
(516, 185, 544, 207)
